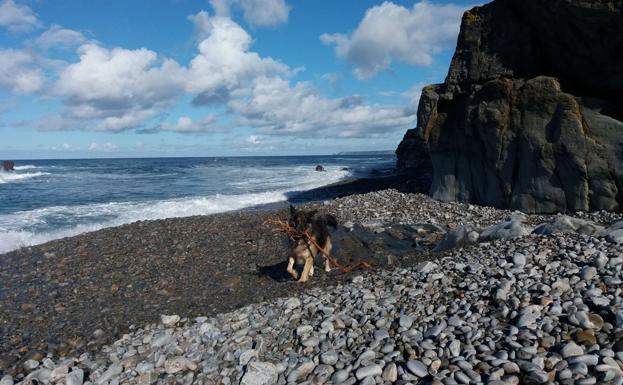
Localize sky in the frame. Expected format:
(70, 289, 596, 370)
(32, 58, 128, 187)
(0, 0, 479, 159)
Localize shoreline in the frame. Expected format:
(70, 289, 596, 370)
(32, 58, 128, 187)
(0, 169, 427, 257)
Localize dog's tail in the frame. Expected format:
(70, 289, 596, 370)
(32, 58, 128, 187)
(324, 214, 338, 228)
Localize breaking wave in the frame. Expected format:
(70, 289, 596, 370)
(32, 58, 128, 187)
(0, 171, 49, 184)
(13, 165, 39, 170)
(0, 166, 350, 254)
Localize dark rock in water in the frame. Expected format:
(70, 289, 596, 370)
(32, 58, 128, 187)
(395, 0, 623, 213)
(340, 167, 349, 171)
(2, 161, 15, 171)
(315, 165, 325, 172)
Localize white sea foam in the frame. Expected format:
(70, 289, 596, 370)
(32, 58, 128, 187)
(0, 171, 50, 184)
(0, 166, 350, 254)
(13, 164, 39, 170)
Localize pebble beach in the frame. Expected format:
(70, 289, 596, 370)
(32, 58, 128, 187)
(2, 0, 621, 384)
(2, 189, 623, 385)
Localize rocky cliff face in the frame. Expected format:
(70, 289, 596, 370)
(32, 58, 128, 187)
(396, 0, 623, 213)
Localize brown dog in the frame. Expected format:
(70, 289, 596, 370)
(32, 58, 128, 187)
(287, 205, 338, 283)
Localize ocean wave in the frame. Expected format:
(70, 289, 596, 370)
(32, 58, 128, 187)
(227, 165, 351, 190)
(13, 164, 39, 170)
(0, 171, 50, 184)
(0, 191, 288, 254)
(0, 166, 350, 254)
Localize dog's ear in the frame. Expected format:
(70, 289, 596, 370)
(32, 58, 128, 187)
(324, 214, 338, 228)
(289, 205, 296, 217)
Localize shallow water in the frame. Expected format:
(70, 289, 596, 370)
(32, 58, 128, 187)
(0, 155, 394, 253)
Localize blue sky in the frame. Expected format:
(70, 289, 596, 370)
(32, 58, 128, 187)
(0, 0, 478, 159)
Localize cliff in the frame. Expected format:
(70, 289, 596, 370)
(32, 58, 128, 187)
(396, 0, 623, 213)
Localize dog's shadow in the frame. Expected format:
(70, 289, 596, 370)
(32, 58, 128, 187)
(256, 261, 294, 282)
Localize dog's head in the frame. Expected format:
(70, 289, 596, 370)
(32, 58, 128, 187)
(289, 205, 317, 239)
(287, 206, 317, 262)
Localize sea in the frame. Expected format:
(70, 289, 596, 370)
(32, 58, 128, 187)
(0, 155, 395, 254)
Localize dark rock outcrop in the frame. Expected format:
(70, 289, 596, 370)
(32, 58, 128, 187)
(2, 161, 15, 171)
(396, 0, 623, 213)
(395, 129, 431, 171)
(315, 165, 325, 172)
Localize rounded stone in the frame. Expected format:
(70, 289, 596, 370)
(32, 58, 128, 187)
(561, 341, 584, 358)
(355, 365, 382, 380)
(302, 336, 319, 347)
(382, 363, 397, 382)
(240, 362, 278, 385)
(320, 351, 338, 365)
(405, 360, 428, 377)
(331, 369, 350, 384)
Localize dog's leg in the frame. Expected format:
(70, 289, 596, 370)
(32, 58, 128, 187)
(310, 265, 314, 277)
(298, 255, 313, 283)
(323, 237, 333, 272)
(287, 256, 298, 280)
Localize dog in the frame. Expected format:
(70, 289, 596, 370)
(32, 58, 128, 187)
(287, 205, 338, 283)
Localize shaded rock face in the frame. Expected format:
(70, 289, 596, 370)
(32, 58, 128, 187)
(396, 0, 623, 213)
(395, 129, 431, 171)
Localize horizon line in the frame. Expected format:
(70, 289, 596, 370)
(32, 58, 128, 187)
(1, 152, 397, 162)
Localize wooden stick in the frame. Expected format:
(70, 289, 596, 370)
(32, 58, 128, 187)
(265, 218, 372, 274)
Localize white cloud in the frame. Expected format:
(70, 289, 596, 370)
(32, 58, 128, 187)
(207, 0, 290, 27)
(2, 5, 417, 139)
(157, 115, 218, 133)
(30, 12, 289, 133)
(0, 49, 44, 93)
(53, 43, 187, 131)
(36, 25, 88, 49)
(209, 0, 232, 17)
(229, 76, 415, 137)
(89, 142, 118, 151)
(400, 83, 425, 107)
(93, 109, 160, 132)
(187, 11, 289, 102)
(239, 0, 289, 27)
(321, 1, 469, 79)
(47, 143, 73, 151)
(0, 0, 40, 32)
(320, 72, 342, 90)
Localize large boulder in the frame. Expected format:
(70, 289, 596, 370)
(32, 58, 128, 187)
(480, 216, 533, 241)
(433, 225, 479, 252)
(2, 161, 14, 171)
(395, 0, 623, 213)
(532, 215, 605, 236)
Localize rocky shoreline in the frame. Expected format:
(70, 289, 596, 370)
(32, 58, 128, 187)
(1, 189, 623, 385)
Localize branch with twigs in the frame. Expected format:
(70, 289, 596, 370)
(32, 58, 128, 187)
(264, 218, 372, 274)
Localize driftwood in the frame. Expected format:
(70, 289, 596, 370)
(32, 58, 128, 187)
(265, 218, 372, 274)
